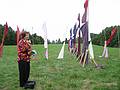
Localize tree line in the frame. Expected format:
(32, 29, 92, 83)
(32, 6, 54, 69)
(91, 25, 120, 47)
(0, 24, 67, 45)
(0, 24, 44, 45)
(0, 23, 120, 47)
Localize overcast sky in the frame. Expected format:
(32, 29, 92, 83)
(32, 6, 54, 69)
(0, 0, 120, 41)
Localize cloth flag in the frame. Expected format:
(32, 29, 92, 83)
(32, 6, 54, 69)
(73, 24, 77, 48)
(77, 13, 80, 28)
(100, 41, 108, 58)
(16, 26, 20, 51)
(45, 48, 48, 60)
(80, 22, 89, 63)
(0, 22, 8, 57)
(77, 13, 81, 56)
(77, 29, 81, 56)
(84, 0, 88, 10)
(16, 26, 20, 45)
(82, 0, 88, 23)
(3, 22, 8, 39)
(102, 47, 108, 58)
(106, 28, 117, 46)
(57, 41, 65, 59)
(81, 22, 89, 53)
(42, 22, 48, 59)
(88, 35, 94, 60)
(0, 46, 3, 57)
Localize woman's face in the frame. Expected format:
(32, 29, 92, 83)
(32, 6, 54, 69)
(25, 33, 29, 40)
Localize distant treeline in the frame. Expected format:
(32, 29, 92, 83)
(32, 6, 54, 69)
(0, 24, 68, 45)
(0, 24, 120, 47)
(91, 26, 120, 47)
(0, 24, 44, 45)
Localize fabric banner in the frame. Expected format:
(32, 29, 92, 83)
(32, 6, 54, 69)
(57, 41, 65, 59)
(16, 26, 20, 45)
(70, 28, 73, 48)
(106, 28, 117, 46)
(80, 22, 89, 63)
(42, 22, 48, 59)
(77, 29, 81, 56)
(82, 0, 88, 23)
(42, 23, 48, 49)
(73, 24, 77, 48)
(45, 48, 48, 60)
(89, 40, 94, 59)
(0, 22, 8, 57)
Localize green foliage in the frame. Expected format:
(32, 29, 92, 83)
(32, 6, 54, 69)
(0, 45, 120, 90)
(65, 38, 68, 44)
(55, 38, 62, 44)
(0, 24, 44, 45)
(4, 27, 16, 45)
(91, 26, 120, 47)
(30, 33, 44, 44)
(51, 38, 62, 44)
(51, 40, 56, 44)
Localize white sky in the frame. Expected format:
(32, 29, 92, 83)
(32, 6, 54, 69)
(0, 0, 120, 41)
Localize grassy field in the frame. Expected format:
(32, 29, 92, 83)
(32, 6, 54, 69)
(0, 44, 120, 90)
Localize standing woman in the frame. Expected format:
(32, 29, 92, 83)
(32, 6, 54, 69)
(17, 31, 32, 87)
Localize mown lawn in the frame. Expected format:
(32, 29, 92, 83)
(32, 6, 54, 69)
(0, 44, 120, 90)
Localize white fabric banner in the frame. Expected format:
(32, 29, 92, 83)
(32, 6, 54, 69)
(45, 48, 48, 60)
(57, 41, 65, 59)
(42, 22, 48, 59)
(88, 34, 94, 59)
(42, 22, 48, 48)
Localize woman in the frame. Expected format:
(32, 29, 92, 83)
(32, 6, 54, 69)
(17, 31, 32, 87)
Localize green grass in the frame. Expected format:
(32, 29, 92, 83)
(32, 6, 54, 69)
(0, 44, 120, 90)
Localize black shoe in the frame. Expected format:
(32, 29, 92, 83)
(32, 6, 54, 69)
(27, 80, 36, 86)
(24, 81, 35, 89)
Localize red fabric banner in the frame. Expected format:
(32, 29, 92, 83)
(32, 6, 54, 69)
(16, 26, 20, 45)
(106, 28, 117, 46)
(4, 22, 8, 39)
(84, 0, 88, 10)
(82, 0, 88, 23)
(0, 22, 8, 57)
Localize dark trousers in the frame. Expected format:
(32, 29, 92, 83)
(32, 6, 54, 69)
(18, 60, 30, 87)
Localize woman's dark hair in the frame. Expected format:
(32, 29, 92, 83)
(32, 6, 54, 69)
(19, 31, 29, 40)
